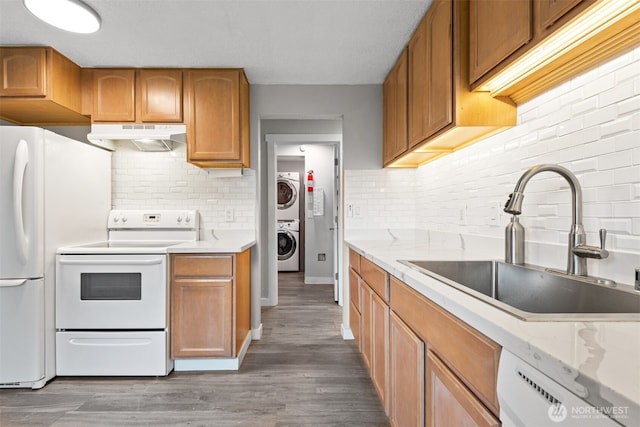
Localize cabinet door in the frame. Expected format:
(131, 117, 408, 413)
(92, 69, 135, 122)
(349, 268, 360, 310)
(426, 351, 499, 427)
(185, 70, 242, 163)
(408, 0, 453, 147)
(425, 0, 452, 137)
(389, 311, 424, 427)
(349, 301, 361, 351)
(137, 69, 182, 122)
(469, 0, 532, 84)
(408, 16, 428, 147)
(0, 47, 46, 97)
(361, 282, 372, 369)
(371, 288, 389, 414)
(383, 49, 408, 165)
(171, 278, 233, 358)
(536, 0, 584, 32)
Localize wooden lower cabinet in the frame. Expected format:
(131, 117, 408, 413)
(360, 279, 390, 414)
(360, 281, 372, 369)
(370, 288, 389, 413)
(172, 277, 233, 357)
(426, 351, 500, 427)
(170, 250, 251, 359)
(348, 253, 502, 425)
(389, 311, 424, 427)
(389, 277, 501, 416)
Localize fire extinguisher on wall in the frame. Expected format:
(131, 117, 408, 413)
(306, 170, 314, 218)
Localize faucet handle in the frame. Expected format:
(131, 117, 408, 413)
(574, 228, 609, 260)
(599, 229, 607, 251)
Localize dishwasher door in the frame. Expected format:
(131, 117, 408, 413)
(497, 350, 621, 427)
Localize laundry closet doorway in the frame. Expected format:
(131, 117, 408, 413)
(264, 121, 343, 307)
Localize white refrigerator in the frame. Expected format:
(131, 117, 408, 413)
(0, 126, 111, 389)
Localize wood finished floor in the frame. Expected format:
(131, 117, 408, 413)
(0, 272, 389, 426)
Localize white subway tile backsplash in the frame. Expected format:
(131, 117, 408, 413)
(111, 143, 255, 230)
(597, 185, 632, 202)
(614, 201, 640, 217)
(614, 165, 640, 184)
(600, 219, 632, 234)
(599, 81, 635, 107)
(601, 115, 633, 137)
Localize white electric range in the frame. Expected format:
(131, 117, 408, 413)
(55, 210, 198, 377)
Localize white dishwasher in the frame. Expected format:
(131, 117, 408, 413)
(497, 350, 622, 426)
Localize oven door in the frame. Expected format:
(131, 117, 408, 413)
(56, 254, 167, 329)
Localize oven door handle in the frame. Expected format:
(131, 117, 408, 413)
(58, 258, 164, 266)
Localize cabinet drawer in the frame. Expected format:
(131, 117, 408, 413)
(361, 257, 388, 302)
(171, 254, 233, 277)
(349, 248, 361, 274)
(389, 276, 500, 416)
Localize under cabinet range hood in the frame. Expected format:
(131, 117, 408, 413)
(87, 124, 187, 152)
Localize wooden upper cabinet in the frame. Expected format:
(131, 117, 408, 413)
(184, 69, 250, 168)
(383, 48, 408, 166)
(137, 69, 182, 122)
(0, 46, 88, 124)
(0, 47, 46, 97)
(537, 0, 583, 30)
(426, 351, 500, 427)
(391, 0, 516, 168)
(92, 69, 135, 122)
(407, 16, 427, 147)
(92, 69, 182, 123)
(408, 0, 452, 147)
(469, 0, 532, 85)
(423, 0, 453, 140)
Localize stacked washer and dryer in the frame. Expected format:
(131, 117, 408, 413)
(277, 172, 300, 272)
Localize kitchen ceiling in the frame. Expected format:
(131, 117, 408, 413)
(0, 0, 432, 84)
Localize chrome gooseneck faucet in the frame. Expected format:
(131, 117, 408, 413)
(504, 164, 608, 276)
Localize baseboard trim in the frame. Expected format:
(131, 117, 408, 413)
(251, 323, 263, 340)
(304, 276, 333, 285)
(341, 324, 355, 340)
(174, 332, 252, 371)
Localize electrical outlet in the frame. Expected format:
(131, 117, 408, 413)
(318, 253, 326, 261)
(224, 207, 234, 222)
(347, 204, 354, 217)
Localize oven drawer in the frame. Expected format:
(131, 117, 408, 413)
(56, 331, 172, 376)
(56, 254, 168, 329)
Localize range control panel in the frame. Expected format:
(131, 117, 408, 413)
(108, 210, 199, 229)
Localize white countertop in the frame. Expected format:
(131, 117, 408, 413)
(168, 230, 256, 254)
(346, 235, 640, 424)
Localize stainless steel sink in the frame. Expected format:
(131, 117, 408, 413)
(399, 260, 640, 321)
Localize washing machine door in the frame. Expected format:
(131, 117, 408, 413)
(278, 231, 296, 260)
(277, 179, 297, 210)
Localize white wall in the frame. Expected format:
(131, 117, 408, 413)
(111, 142, 256, 234)
(344, 46, 640, 285)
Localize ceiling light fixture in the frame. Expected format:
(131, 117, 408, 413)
(478, 0, 639, 95)
(23, 0, 101, 34)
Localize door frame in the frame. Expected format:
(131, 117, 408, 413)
(265, 133, 344, 306)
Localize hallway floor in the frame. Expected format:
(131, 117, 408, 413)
(0, 272, 389, 426)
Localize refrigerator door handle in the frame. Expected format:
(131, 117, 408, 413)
(0, 279, 28, 288)
(13, 140, 30, 264)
